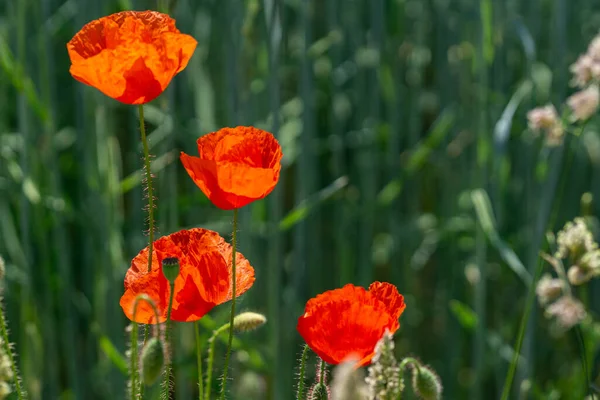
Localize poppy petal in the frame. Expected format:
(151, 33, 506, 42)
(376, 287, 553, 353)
(368, 281, 406, 321)
(297, 284, 399, 366)
(67, 10, 197, 105)
(119, 228, 254, 323)
(180, 126, 283, 210)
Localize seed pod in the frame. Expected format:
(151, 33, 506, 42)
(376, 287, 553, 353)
(411, 364, 442, 400)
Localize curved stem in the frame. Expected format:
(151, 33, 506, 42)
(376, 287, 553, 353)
(138, 104, 155, 274)
(296, 345, 309, 400)
(162, 283, 176, 399)
(195, 322, 204, 400)
(130, 295, 161, 399)
(0, 300, 23, 400)
(205, 324, 231, 400)
(219, 208, 239, 399)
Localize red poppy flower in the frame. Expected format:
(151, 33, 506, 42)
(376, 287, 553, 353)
(180, 126, 283, 210)
(67, 10, 197, 104)
(119, 228, 254, 323)
(297, 282, 406, 366)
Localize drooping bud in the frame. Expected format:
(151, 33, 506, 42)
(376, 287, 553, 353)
(410, 363, 443, 400)
(232, 312, 267, 333)
(140, 337, 165, 385)
(161, 257, 180, 284)
(309, 382, 330, 400)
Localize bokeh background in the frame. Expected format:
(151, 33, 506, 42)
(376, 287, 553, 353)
(2, 0, 600, 399)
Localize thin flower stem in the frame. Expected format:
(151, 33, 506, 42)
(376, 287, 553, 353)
(138, 104, 155, 274)
(205, 323, 231, 400)
(0, 300, 23, 400)
(162, 283, 176, 399)
(130, 323, 139, 400)
(219, 208, 239, 400)
(296, 344, 309, 400)
(130, 295, 161, 399)
(318, 358, 326, 384)
(195, 322, 204, 400)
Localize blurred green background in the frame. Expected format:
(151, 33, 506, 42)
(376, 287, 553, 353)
(2, 0, 600, 399)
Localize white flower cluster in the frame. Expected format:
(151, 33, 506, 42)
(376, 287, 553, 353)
(365, 331, 402, 400)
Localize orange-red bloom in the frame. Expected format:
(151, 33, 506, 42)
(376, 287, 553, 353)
(180, 126, 283, 210)
(67, 10, 197, 104)
(119, 228, 254, 323)
(297, 282, 406, 366)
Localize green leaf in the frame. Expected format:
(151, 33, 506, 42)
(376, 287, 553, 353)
(99, 336, 128, 376)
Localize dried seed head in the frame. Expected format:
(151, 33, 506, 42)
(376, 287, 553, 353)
(140, 337, 165, 386)
(526, 105, 564, 146)
(567, 265, 592, 286)
(232, 312, 267, 333)
(527, 105, 560, 131)
(567, 85, 600, 121)
(161, 257, 180, 283)
(556, 218, 597, 261)
(536, 274, 563, 305)
(411, 363, 443, 400)
(571, 54, 596, 87)
(579, 249, 600, 274)
(545, 296, 587, 331)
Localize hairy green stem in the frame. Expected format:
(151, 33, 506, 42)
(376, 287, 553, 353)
(318, 358, 326, 384)
(0, 299, 23, 400)
(296, 345, 309, 400)
(130, 323, 139, 400)
(219, 208, 239, 399)
(195, 322, 204, 399)
(138, 104, 155, 274)
(130, 295, 161, 399)
(205, 323, 231, 400)
(162, 283, 176, 399)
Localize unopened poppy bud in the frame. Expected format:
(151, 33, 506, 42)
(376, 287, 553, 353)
(141, 337, 165, 385)
(233, 312, 267, 333)
(411, 364, 443, 400)
(161, 257, 180, 283)
(309, 383, 329, 400)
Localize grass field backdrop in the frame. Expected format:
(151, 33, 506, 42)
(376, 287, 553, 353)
(2, 0, 600, 399)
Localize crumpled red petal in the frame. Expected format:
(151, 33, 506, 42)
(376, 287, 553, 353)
(67, 10, 197, 104)
(180, 126, 283, 210)
(119, 228, 254, 323)
(297, 282, 405, 366)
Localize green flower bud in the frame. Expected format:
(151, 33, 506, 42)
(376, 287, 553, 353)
(233, 312, 267, 333)
(161, 257, 180, 283)
(141, 337, 165, 385)
(411, 364, 443, 400)
(310, 382, 329, 400)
